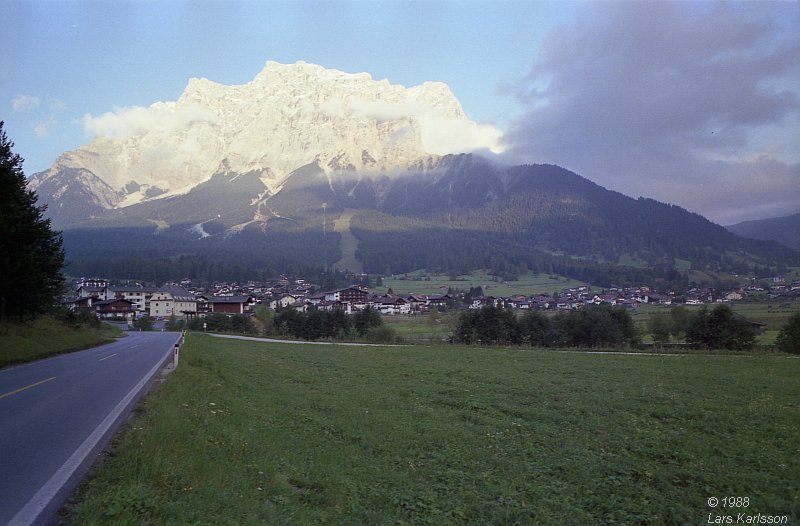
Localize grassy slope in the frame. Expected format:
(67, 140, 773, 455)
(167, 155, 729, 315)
(332, 209, 363, 274)
(69, 334, 799, 525)
(0, 318, 122, 368)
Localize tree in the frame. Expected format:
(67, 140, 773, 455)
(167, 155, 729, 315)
(775, 313, 800, 354)
(453, 305, 519, 345)
(647, 311, 673, 345)
(206, 313, 233, 332)
(353, 306, 382, 336)
(0, 122, 65, 321)
(669, 305, 690, 340)
(686, 305, 755, 350)
(132, 315, 154, 331)
(519, 310, 550, 346)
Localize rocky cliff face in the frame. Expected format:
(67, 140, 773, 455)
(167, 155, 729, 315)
(30, 61, 503, 227)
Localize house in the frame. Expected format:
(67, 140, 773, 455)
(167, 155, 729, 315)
(108, 286, 157, 313)
(733, 313, 767, 335)
(288, 299, 312, 312)
(401, 294, 427, 312)
(428, 294, 454, 309)
(209, 295, 256, 315)
(318, 300, 352, 314)
(724, 291, 743, 302)
(196, 295, 211, 315)
(76, 285, 109, 301)
(306, 292, 326, 306)
(470, 296, 504, 309)
(591, 294, 619, 305)
(68, 296, 98, 310)
(532, 295, 554, 310)
(372, 294, 410, 315)
(149, 285, 198, 319)
(324, 286, 370, 303)
(270, 294, 298, 309)
(643, 293, 671, 305)
(94, 298, 137, 319)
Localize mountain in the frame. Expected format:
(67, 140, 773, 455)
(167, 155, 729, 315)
(726, 213, 800, 251)
(27, 62, 798, 285)
(30, 60, 502, 228)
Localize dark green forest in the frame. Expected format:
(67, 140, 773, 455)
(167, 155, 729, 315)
(54, 156, 798, 288)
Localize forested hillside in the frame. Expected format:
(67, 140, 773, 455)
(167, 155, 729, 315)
(57, 155, 798, 286)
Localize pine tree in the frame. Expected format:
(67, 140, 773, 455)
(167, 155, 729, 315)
(0, 122, 65, 321)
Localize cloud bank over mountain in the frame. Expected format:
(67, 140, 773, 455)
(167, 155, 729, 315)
(505, 2, 800, 224)
(32, 61, 506, 212)
(83, 103, 218, 140)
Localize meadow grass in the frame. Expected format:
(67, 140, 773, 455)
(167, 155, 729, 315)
(376, 270, 589, 297)
(382, 313, 457, 343)
(0, 317, 122, 367)
(68, 334, 799, 525)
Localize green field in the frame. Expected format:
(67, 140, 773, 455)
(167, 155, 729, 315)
(381, 313, 458, 343)
(68, 334, 799, 525)
(730, 302, 799, 345)
(0, 317, 122, 367)
(375, 270, 590, 297)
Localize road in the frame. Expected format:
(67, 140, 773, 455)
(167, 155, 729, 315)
(0, 331, 181, 526)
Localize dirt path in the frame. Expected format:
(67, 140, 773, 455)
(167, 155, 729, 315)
(208, 334, 402, 347)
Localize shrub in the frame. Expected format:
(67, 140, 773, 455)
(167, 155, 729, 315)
(775, 313, 800, 354)
(132, 315, 154, 331)
(365, 325, 402, 344)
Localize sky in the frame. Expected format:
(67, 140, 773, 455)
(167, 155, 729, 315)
(2, 0, 798, 225)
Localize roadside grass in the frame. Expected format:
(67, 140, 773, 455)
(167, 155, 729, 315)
(69, 334, 799, 525)
(376, 270, 589, 297)
(0, 317, 122, 367)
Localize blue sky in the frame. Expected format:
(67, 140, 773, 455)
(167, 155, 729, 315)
(2, 0, 798, 224)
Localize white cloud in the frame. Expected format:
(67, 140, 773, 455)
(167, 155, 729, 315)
(347, 98, 505, 155)
(34, 124, 49, 137)
(417, 115, 505, 156)
(83, 102, 218, 139)
(12, 94, 40, 112)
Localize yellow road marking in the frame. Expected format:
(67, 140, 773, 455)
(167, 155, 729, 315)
(0, 376, 57, 400)
(99, 353, 118, 362)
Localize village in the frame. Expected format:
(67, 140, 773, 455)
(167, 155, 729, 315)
(66, 273, 800, 322)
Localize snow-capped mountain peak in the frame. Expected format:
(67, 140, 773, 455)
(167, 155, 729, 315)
(30, 61, 504, 220)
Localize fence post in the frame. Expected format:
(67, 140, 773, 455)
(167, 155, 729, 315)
(173, 343, 180, 368)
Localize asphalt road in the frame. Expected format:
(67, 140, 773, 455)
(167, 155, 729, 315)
(0, 331, 181, 525)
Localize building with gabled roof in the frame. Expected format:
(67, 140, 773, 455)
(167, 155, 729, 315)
(149, 285, 198, 319)
(209, 295, 256, 314)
